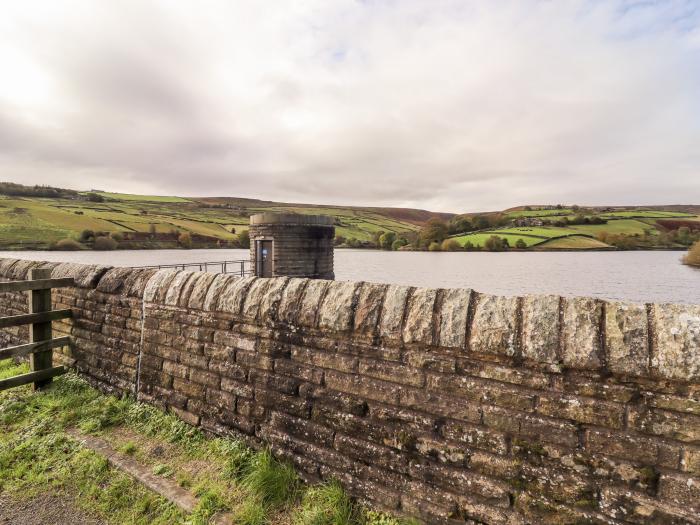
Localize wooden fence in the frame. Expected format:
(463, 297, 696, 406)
(0, 268, 73, 391)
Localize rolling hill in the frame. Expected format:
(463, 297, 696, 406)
(0, 186, 448, 249)
(0, 183, 697, 251)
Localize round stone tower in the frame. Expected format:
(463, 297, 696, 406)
(248, 213, 335, 279)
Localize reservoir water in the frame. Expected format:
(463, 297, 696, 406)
(0, 249, 697, 304)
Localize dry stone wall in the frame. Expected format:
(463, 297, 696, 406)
(1, 257, 699, 524)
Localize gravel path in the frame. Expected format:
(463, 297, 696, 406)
(0, 493, 103, 525)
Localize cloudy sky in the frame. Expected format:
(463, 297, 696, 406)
(0, 1, 698, 213)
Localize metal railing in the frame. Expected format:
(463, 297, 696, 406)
(130, 259, 253, 276)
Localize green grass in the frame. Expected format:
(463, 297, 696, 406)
(451, 232, 547, 247)
(600, 210, 695, 218)
(0, 359, 416, 525)
(505, 208, 573, 218)
(92, 192, 192, 203)
(534, 235, 611, 249)
(488, 226, 581, 238)
(567, 219, 653, 236)
(294, 481, 356, 525)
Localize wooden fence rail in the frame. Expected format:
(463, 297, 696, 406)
(0, 268, 73, 391)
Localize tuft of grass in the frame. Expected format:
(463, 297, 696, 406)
(221, 438, 256, 481)
(240, 449, 299, 506)
(231, 448, 300, 523)
(294, 480, 356, 525)
(152, 464, 173, 477)
(234, 497, 267, 525)
(0, 358, 29, 380)
(119, 441, 137, 456)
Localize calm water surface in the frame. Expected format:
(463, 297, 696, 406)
(0, 249, 697, 304)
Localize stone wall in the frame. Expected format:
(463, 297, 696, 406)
(1, 257, 699, 525)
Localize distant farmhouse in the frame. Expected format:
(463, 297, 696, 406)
(513, 217, 544, 227)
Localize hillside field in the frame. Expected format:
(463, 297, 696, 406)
(0, 191, 428, 249)
(0, 185, 698, 251)
(449, 207, 700, 250)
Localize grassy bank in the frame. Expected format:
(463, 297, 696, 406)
(0, 359, 415, 525)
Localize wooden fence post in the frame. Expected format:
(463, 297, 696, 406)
(29, 267, 53, 390)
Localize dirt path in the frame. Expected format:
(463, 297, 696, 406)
(0, 493, 103, 525)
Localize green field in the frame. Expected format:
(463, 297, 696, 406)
(488, 226, 581, 237)
(505, 208, 573, 218)
(92, 192, 192, 203)
(535, 235, 612, 249)
(600, 210, 695, 219)
(567, 219, 653, 236)
(449, 217, 680, 250)
(452, 232, 547, 247)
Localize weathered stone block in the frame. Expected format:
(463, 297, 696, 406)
(124, 268, 158, 298)
(218, 276, 256, 315)
(586, 428, 681, 468)
(318, 281, 359, 332)
(469, 294, 518, 357)
(537, 392, 624, 428)
(271, 411, 335, 447)
(276, 278, 309, 325)
(605, 301, 649, 376)
(437, 288, 470, 349)
(96, 267, 132, 294)
(241, 278, 274, 320)
(164, 271, 196, 306)
(379, 285, 411, 340)
(402, 288, 437, 345)
(409, 461, 510, 507)
(440, 420, 509, 455)
(521, 295, 560, 364)
(0, 258, 19, 276)
(627, 405, 700, 443)
(353, 282, 387, 335)
(257, 277, 289, 324)
(682, 446, 700, 475)
(184, 272, 217, 309)
(202, 273, 237, 311)
(297, 279, 331, 328)
(358, 358, 424, 387)
(600, 486, 696, 524)
(400, 387, 481, 423)
(325, 370, 400, 405)
(143, 269, 179, 303)
(658, 472, 700, 513)
(651, 303, 700, 381)
(561, 296, 603, 369)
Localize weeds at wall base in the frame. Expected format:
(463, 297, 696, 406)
(0, 360, 416, 525)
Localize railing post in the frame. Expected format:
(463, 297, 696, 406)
(29, 267, 52, 390)
(240, 261, 244, 276)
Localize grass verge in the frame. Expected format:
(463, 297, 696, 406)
(0, 358, 417, 525)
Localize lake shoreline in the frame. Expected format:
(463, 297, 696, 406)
(0, 249, 697, 304)
(0, 246, 690, 253)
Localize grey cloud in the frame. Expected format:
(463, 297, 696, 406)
(0, 0, 698, 211)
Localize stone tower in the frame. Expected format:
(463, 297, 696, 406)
(248, 213, 334, 279)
